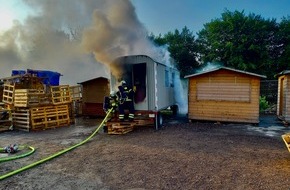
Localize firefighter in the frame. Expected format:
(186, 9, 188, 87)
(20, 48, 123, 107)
(108, 91, 118, 111)
(103, 91, 119, 117)
(116, 80, 135, 121)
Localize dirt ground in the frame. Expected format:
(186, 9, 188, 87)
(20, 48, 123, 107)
(1, 114, 290, 190)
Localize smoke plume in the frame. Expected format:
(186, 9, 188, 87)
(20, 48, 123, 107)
(0, 0, 173, 84)
(0, 0, 108, 85)
(81, 0, 172, 77)
(0, 0, 187, 113)
(196, 62, 223, 73)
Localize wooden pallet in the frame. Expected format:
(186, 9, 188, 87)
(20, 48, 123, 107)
(67, 103, 75, 124)
(71, 100, 82, 116)
(107, 122, 134, 135)
(0, 120, 12, 132)
(50, 85, 72, 105)
(282, 133, 290, 152)
(14, 89, 48, 107)
(2, 84, 14, 104)
(69, 85, 82, 101)
(30, 105, 70, 130)
(12, 109, 30, 132)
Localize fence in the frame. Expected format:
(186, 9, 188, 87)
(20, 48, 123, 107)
(260, 80, 278, 105)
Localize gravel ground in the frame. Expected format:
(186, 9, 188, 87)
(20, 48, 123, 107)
(1, 115, 290, 190)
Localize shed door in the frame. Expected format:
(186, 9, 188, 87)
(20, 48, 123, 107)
(279, 77, 285, 116)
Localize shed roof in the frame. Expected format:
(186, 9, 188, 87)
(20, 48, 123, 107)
(78, 77, 109, 84)
(276, 70, 290, 77)
(184, 66, 266, 79)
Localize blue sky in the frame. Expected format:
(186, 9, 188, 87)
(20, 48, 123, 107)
(0, 0, 289, 35)
(132, 0, 290, 35)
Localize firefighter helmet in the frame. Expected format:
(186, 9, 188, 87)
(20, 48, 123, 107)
(120, 80, 126, 86)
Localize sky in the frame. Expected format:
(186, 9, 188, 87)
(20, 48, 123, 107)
(132, 0, 290, 35)
(0, 0, 290, 85)
(1, 0, 290, 35)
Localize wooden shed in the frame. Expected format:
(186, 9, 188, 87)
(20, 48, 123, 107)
(277, 70, 290, 123)
(184, 67, 266, 124)
(79, 77, 110, 117)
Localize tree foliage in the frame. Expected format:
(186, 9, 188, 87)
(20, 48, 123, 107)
(197, 10, 280, 78)
(150, 27, 199, 77)
(277, 16, 290, 72)
(149, 10, 290, 79)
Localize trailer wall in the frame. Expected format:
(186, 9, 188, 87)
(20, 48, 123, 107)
(110, 55, 177, 112)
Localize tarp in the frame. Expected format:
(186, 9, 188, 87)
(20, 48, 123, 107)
(11, 70, 26, 76)
(12, 69, 61, 85)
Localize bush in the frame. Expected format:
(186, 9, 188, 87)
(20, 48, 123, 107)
(260, 96, 270, 112)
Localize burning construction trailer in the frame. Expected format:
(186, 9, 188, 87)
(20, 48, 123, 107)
(103, 55, 180, 134)
(110, 55, 178, 112)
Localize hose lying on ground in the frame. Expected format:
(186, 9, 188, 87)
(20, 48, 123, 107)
(0, 146, 35, 163)
(0, 107, 113, 181)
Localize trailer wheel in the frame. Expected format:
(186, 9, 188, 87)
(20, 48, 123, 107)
(155, 112, 163, 130)
(171, 105, 179, 116)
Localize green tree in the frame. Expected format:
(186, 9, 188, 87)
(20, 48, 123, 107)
(197, 10, 279, 78)
(277, 17, 290, 72)
(148, 33, 167, 46)
(150, 27, 199, 77)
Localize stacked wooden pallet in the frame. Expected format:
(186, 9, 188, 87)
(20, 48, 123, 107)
(69, 85, 82, 102)
(1, 82, 74, 131)
(0, 109, 12, 132)
(2, 84, 14, 105)
(30, 105, 70, 130)
(69, 85, 82, 117)
(50, 85, 71, 105)
(14, 89, 47, 107)
(12, 105, 71, 132)
(11, 109, 30, 132)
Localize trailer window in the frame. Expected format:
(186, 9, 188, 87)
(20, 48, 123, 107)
(165, 70, 169, 87)
(171, 72, 175, 87)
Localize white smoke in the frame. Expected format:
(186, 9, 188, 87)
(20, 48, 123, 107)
(174, 76, 188, 115)
(0, 0, 187, 114)
(81, 0, 174, 77)
(0, 0, 174, 85)
(0, 0, 110, 85)
(197, 62, 223, 73)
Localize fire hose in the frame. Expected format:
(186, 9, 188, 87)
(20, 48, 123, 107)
(0, 107, 113, 181)
(0, 145, 35, 163)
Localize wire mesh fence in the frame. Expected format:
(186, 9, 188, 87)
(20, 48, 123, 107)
(260, 80, 278, 114)
(260, 80, 278, 104)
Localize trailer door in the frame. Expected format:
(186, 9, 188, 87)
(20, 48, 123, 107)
(133, 63, 148, 110)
